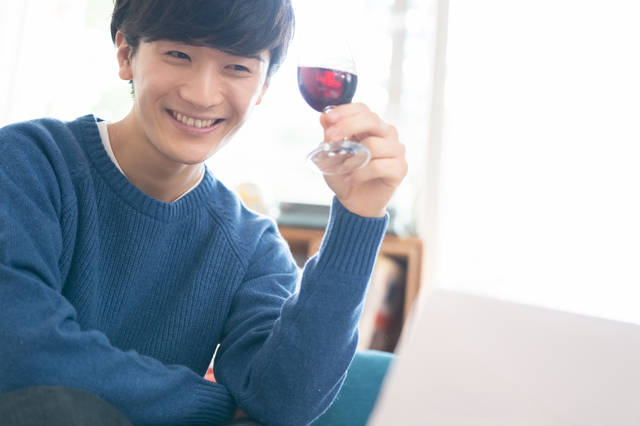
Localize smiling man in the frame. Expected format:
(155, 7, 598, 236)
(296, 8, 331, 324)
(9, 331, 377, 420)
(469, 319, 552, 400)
(108, 36, 271, 202)
(0, 0, 407, 425)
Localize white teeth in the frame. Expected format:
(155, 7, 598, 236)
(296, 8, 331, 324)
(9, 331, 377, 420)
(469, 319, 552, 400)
(172, 110, 216, 128)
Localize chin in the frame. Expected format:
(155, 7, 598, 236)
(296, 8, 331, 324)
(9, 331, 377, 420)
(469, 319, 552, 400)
(168, 141, 220, 165)
(174, 154, 210, 166)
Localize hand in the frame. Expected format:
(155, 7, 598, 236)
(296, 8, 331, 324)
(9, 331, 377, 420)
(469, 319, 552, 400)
(234, 408, 248, 419)
(319, 103, 407, 218)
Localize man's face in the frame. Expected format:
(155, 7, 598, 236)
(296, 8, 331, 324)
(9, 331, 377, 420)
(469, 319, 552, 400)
(117, 36, 270, 167)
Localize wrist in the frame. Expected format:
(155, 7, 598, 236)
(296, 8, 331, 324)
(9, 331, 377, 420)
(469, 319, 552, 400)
(337, 199, 387, 218)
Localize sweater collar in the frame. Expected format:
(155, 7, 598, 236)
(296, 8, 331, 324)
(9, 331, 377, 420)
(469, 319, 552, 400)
(73, 114, 218, 222)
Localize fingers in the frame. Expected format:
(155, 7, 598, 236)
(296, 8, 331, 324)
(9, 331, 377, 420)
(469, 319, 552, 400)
(347, 140, 407, 187)
(357, 132, 401, 160)
(320, 103, 406, 184)
(320, 103, 390, 143)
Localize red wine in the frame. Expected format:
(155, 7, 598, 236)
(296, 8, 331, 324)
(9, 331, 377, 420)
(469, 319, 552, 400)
(298, 67, 358, 112)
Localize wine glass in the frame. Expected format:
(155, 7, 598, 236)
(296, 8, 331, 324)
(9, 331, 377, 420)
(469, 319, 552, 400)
(297, 38, 371, 175)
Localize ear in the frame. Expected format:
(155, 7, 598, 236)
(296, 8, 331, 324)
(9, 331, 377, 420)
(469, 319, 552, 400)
(115, 31, 133, 81)
(255, 78, 270, 106)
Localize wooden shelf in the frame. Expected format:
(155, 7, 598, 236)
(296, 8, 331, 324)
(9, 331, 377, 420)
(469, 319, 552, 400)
(278, 226, 423, 323)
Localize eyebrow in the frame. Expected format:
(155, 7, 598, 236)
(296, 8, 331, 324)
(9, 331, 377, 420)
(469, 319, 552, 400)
(159, 40, 268, 62)
(242, 53, 267, 62)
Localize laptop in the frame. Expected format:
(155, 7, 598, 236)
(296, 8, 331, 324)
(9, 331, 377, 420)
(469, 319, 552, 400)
(368, 289, 640, 425)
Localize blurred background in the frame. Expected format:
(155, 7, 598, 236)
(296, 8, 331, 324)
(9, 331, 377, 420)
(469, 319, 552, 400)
(1, 0, 639, 324)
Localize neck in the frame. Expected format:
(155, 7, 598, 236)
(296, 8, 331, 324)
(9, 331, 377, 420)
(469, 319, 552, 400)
(107, 114, 204, 203)
(128, 162, 204, 203)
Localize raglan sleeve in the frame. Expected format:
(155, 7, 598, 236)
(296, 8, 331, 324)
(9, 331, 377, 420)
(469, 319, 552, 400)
(0, 122, 237, 426)
(214, 197, 388, 426)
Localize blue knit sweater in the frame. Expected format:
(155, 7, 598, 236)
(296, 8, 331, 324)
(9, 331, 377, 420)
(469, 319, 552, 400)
(0, 115, 388, 425)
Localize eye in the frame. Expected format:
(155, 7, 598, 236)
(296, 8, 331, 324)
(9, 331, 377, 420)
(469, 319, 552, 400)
(167, 51, 191, 61)
(228, 64, 250, 72)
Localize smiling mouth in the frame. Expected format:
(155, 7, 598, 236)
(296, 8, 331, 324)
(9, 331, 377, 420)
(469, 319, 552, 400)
(171, 110, 221, 128)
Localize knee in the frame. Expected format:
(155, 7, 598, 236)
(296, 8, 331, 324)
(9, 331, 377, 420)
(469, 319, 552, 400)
(0, 386, 132, 426)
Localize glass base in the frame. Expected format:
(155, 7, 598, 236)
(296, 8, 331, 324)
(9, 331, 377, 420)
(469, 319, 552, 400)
(306, 141, 371, 175)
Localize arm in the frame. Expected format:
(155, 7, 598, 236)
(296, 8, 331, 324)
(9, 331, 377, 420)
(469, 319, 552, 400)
(215, 199, 388, 426)
(214, 104, 406, 425)
(0, 123, 236, 425)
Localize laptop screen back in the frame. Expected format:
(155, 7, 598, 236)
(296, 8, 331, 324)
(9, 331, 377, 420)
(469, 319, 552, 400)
(368, 290, 640, 426)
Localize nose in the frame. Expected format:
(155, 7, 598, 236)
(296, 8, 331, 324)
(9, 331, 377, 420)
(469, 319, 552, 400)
(179, 67, 225, 110)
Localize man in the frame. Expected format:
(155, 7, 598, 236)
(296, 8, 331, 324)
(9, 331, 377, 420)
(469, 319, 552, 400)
(0, 0, 407, 424)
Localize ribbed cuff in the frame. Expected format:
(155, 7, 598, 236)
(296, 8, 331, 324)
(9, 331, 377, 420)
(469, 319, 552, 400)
(186, 380, 237, 425)
(316, 197, 388, 276)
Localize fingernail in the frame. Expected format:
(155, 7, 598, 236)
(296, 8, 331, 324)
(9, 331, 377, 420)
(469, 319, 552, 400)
(323, 106, 339, 122)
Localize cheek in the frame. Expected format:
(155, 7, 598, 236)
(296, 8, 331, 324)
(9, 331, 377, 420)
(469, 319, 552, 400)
(132, 62, 177, 105)
(237, 81, 267, 113)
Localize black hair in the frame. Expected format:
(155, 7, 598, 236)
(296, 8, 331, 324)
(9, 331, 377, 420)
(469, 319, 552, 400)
(111, 0, 295, 77)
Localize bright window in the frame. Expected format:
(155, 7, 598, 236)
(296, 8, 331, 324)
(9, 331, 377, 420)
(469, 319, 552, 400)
(434, 0, 640, 324)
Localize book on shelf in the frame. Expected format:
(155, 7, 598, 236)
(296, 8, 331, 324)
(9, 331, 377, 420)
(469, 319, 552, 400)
(276, 202, 331, 229)
(358, 254, 406, 353)
(276, 201, 402, 234)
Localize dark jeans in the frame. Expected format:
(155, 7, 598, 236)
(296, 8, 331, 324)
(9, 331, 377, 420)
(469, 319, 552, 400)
(0, 386, 132, 426)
